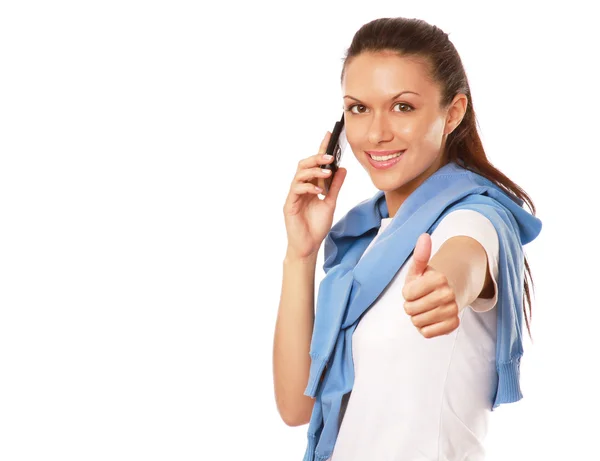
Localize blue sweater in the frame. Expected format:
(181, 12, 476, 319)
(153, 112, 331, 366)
(302, 162, 542, 461)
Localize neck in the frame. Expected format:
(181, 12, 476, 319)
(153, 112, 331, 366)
(385, 155, 448, 217)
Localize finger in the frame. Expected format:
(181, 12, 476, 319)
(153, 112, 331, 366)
(419, 316, 460, 339)
(297, 132, 333, 170)
(408, 302, 458, 328)
(295, 166, 333, 184)
(403, 268, 447, 302)
(284, 182, 324, 212)
(289, 182, 324, 198)
(404, 285, 455, 315)
(297, 152, 335, 172)
(317, 130, 332, 154)
(406, 233, 432, 279)
(323, 167, 347, 206)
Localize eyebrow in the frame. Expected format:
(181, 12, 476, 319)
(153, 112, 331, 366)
(343, 91, 421, 103)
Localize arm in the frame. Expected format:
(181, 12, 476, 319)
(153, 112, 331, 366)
(272, 251, 318, 427)
(428, 235, 494, 312)
(403, 211, 499, 338)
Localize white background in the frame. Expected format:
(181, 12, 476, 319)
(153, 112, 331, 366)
(1, 1, 598, 460)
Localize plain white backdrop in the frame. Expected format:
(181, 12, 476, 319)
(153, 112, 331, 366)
(1, 1, 598, 459)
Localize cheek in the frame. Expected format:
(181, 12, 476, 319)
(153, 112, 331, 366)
(346, 115, 445, 151)
(421, 116, 446, 147)
(347, 133, 365, 162)
(393, 115, 445, 147)
(346, 127, 361, 147)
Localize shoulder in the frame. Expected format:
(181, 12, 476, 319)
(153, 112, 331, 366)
(431, 209, 499, 255)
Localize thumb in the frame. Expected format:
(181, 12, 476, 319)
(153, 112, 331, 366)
(406, 233, 432, 279)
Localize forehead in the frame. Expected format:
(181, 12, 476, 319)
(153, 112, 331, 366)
(342, 51, 439, 100)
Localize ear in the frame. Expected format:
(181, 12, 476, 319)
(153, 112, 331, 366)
(444, 94, 468, 135)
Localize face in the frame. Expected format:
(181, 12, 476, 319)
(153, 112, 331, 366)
(341, 51, 467, 215)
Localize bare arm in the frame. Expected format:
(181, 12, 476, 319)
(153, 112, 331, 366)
(428, 235, 494, 311)
(272, 250, 319, 427)
(275, 131, 347, 427)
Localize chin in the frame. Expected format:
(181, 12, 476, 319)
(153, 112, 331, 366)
(369, 174, 408, 193)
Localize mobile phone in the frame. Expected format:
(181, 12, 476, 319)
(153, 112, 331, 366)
(317, 113, 346, 195)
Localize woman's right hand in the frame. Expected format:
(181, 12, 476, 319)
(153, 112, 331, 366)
(283, 131, 347, 260)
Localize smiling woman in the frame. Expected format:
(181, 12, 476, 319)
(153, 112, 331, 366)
(341, 52, 467, 213)
(273, 16, 542, 461)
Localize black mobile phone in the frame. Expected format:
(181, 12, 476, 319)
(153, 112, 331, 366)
(318, 113, 346, 194)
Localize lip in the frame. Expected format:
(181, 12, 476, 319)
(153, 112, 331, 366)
(365, 150, 406, 156)
(366, 150, 406, 170)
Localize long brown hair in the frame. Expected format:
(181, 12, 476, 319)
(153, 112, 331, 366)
(341, 17, 537, 339)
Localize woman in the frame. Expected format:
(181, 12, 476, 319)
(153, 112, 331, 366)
(273, 17, 541, 461)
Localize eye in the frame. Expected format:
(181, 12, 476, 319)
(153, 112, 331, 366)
(346, 104, 367, 114)
(393, 102, 414, 112)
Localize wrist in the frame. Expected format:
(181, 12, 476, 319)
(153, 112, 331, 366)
(284, 248, 319, 266)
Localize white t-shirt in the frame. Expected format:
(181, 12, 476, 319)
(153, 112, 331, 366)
(328, 209, 500, 461)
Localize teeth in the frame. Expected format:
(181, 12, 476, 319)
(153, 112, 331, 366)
(370, 151, 404, 161)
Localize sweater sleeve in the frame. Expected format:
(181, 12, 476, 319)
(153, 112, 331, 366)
(430, 209, 500, 313)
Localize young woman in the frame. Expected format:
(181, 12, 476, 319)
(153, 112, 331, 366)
(273, 17, 541, 461)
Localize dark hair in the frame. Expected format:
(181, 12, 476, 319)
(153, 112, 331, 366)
(341, 17, 537, 339)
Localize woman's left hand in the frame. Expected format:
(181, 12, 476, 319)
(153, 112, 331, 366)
(402, 233, 461, 339)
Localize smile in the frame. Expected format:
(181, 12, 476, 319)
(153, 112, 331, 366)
(366, 150, 406, 170)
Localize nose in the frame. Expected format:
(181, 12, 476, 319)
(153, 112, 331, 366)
(367, 113, 394, 145)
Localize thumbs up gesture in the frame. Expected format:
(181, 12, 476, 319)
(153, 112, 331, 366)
(402, 233, 461, 339)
